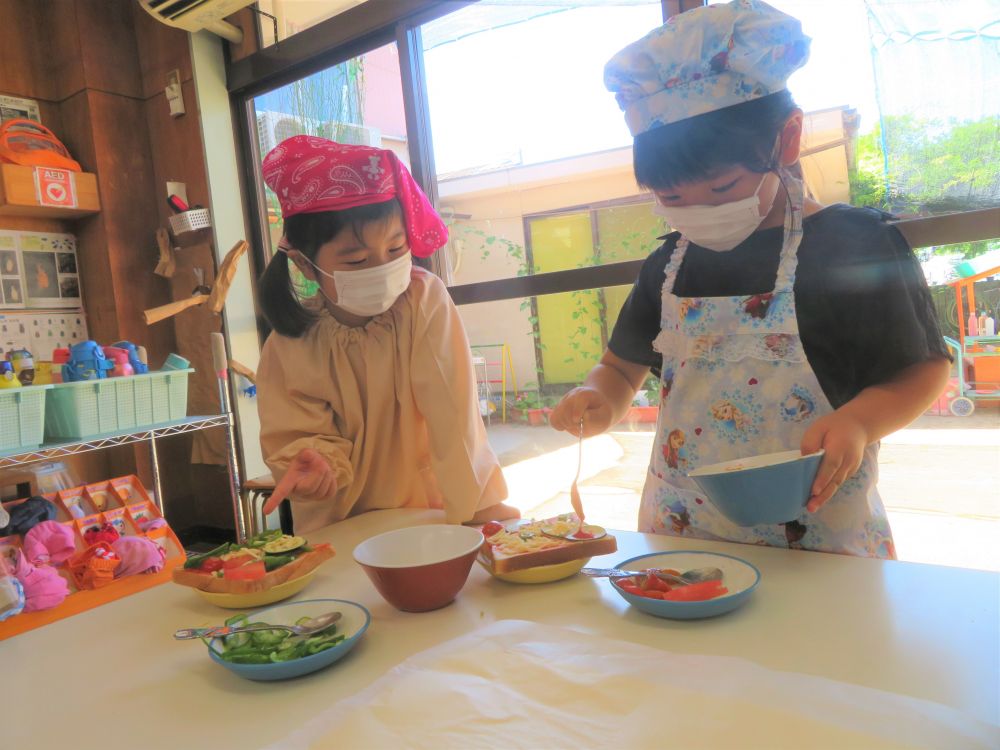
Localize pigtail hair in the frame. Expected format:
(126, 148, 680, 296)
(258, 251, 317, 338)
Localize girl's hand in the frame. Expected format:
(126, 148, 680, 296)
(800, 412, 868, 512)
(549, 387, 614, 437)
(263, 448, 337, 515)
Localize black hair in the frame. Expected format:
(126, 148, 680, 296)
(633, 90, 798, 191)
(258, 199, 403, 338)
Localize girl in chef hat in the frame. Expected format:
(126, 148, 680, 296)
(256, 136, 517, 532)
(551, 0, 950, 556)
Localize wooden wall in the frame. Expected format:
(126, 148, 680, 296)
(0, 0, 255, 536)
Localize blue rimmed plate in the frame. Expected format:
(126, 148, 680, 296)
(206, 598, 370, 680)
(608, 551, 760, 620)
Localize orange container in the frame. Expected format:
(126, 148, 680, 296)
(0, 475, 183, 640)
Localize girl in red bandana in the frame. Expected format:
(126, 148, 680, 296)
(256, 136, 517, 532)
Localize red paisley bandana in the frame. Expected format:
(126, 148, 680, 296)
(262, 135, 448, 257)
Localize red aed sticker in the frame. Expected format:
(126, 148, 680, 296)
(34, 167, 77, 208)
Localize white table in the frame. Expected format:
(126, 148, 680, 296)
(5, 509, 998, 749)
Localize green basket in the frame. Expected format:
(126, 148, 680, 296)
(44, 369, 194, 440)
(0, 385, 53, 453)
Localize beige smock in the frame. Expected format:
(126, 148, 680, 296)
(257, 267, 508, 533)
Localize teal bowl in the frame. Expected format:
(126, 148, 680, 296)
(609, 551, 760, 620)
(688, 449, 823, 527)
(207, 598, 370, 681)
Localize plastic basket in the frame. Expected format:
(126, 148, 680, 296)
(44, 369, 193, 440)
(0, 385, 53, 453)
(168, 208, 211, 235)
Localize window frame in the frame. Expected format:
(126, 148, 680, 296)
(226, 0, 1000, 345)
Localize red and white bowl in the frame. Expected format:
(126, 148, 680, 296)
(353, 524, 484, 612)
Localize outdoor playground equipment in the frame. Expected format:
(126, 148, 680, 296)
(941, 262, 1000, 416)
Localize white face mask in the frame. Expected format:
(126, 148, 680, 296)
(310, 252, 413, 316)
(653, 171, 781, 252)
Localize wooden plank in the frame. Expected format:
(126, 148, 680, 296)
(45, 0, 86, 102)
(73, 0, 144, 99)
(449, 260, 646, 306)
(226, 0, 468, 96)
(0, 216, 67, 234)
(0, 0, 61, 100)
(0, 164, 101, 219)
(140, 77, 228, 468)
(225, 8, 260, 63)
(37, 100, 65, 135)
(85, 90, 174, 349)
(131, 0, 195, 100)
(893, 207, 1000, 250)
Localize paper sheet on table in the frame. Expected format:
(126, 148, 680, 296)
(267, 620, 998, 750)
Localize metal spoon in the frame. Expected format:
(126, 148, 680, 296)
(568, 416, 586, 535)
(581, 567, 723, 586)
(174, 611, 342, 640)
(540, 523, 608, 542)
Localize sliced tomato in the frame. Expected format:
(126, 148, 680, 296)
(199, 557, 224, 573)
(223, 561, 266, 580)
(644, 571, 673, 592)
(661, 580, 728, 602)
(617, 582, 643, 596)
(222, 554, 256, 570)
(481, 521, 505, 538)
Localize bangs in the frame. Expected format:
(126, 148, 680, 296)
(633, 91, 797, 191)
(283, 199, 403, 259)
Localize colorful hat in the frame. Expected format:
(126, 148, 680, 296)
(23, 520, 76, 566)
(604, 0, 810, 135)
(262, 135, 448, 258)
(12, 550, 70, 612)
(112, 536, 167, 577)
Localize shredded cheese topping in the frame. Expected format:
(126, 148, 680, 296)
(485, 515, 581, 556)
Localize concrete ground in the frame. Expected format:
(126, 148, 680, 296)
(487, 407, 1000, 572)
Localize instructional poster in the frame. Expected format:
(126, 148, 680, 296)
(0, 93, 40, 124)
(0, 231, 23, 308)
(0, 230, 82, 310)
(0, 311, 89, 355)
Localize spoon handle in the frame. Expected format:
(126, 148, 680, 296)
(174, 623, 296, 640)
(580, 567, 685, 584)
(581, 567, 653, 579)
(570, 418, 585, 527)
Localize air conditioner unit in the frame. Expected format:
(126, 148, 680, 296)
(256, 111, 381, 154)
(137, 0, 253, 43)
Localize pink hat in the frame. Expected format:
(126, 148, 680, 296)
(262, 136, 448, 258)
(13, 550, 69, 612)
(23, 521, 77, 565)
(112, 536, 166, 577)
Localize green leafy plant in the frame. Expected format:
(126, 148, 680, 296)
(850, 115, 999, 259)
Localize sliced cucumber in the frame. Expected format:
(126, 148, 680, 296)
(224, 613, 249, 628)
(224, 630, 251, 649)
(262, 535, 307, 554)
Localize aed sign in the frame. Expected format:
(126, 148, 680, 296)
(34, 167, 77, 209)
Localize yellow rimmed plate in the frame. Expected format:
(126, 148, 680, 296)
(195, 569, 319, 609)
(477, 554, 590, 584)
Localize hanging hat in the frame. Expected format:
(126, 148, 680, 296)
(605, 0, 810, 135)
(262, 135, 448, 258)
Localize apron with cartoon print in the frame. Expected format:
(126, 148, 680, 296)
(638, 170, 895, 558)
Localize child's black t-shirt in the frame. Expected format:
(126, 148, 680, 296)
(608, 204, 951, 409)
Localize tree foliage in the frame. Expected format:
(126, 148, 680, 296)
(849, 114, 1000, 259)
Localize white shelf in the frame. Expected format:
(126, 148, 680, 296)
(0, 414, 230, 469)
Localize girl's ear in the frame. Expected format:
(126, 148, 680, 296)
(286, 249, 317, 282)
(778, 109, 805, 167)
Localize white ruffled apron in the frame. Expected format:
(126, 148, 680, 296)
(638, 171, 895, 558)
